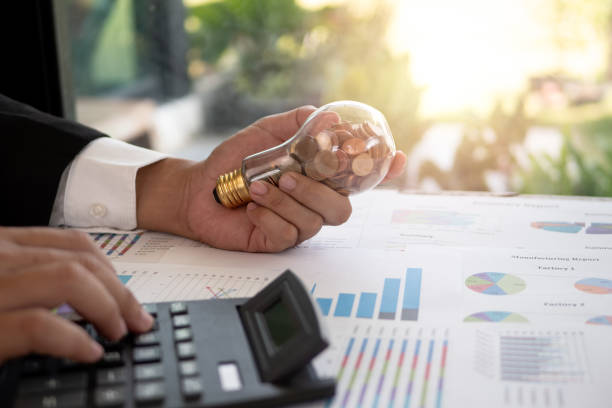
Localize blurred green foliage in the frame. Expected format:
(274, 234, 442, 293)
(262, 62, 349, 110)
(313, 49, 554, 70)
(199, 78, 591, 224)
(186, 0, 422, 154)
(186, 0, 612, 196)
(518, 119, 612, 196)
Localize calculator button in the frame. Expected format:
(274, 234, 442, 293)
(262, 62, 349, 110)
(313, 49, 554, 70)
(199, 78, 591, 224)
(19, 372, 87, 393)
(133, 332, 160, 346)
(133, 346, 161, 363)
(170, 302, 188, 315)
(181, 377, 203, 399)
(99, 351, 124, 367)
(179, 360, 199, 377)
(21, 358, 46, 376)
(134, 363, 164, 381)
(135, 381, 165, 403)
(176, 342, 196, 360)
(172, 315, 191, 328)
(14, 390, 86, 408)
(174, 328, 192, 342)
(142, 304, 158, 316)
(58, 358, 85, 371)
(94, 386, 125, 407)
(96, 368, 126, 385)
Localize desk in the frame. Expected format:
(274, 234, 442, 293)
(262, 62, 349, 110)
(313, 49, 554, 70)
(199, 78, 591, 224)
(85, 189, 612, 408)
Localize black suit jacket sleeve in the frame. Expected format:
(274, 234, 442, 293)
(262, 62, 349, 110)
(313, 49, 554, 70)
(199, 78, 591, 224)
(0, 94, 108, 226)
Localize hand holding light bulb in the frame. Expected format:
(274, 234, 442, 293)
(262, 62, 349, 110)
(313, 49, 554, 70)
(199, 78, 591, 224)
(214, 101, 398, 207)
(135, 104, 406, 252)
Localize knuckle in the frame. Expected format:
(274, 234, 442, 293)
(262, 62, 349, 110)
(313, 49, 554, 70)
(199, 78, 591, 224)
(328, 200, 352, 226)
(20, 309, 49, 340)
(283, 225, 298, 244)
(267, 190, 286, 209)
(307, 214, 324, 235)
(59, 261, 86, 282)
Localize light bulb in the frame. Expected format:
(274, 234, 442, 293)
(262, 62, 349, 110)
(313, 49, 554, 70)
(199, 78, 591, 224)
(213, 100, 396, 208)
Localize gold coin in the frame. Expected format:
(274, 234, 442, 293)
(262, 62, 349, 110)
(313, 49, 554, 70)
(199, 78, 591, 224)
(362, 121, 383, 138)
(334, 129, 353, 146)
(292, 136, 319, 162)
(304, 161, 326, 181)
(331, 121, 353, 132)
(342, 137, 367, 156)
(313, 150, 339, 178)
(282, 156, 304, 174)
(351, 153, 374, 176)
(335, 149, 350, 173)
(315, 131, 333, 151)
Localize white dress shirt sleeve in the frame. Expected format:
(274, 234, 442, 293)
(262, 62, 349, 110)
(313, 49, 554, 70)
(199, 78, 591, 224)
(49, 138, 168, 229)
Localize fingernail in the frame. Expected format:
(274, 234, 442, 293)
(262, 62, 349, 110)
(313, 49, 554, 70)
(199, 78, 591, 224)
(89, 341, 103, 360)
(139, 308, 154, 331)
(249, 181, 268, 196)
(247, 202, 258, 211)
(279, 174, 297, 191)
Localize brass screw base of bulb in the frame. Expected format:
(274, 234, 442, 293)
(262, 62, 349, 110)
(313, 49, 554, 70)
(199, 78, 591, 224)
(214, 168, 252, 208)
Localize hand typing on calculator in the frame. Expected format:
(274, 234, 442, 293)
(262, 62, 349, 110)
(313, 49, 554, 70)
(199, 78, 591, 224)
(0, 227, 154, 364)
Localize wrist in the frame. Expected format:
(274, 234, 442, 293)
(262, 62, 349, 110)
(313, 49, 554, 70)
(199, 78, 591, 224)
(136, 157, 195, 237)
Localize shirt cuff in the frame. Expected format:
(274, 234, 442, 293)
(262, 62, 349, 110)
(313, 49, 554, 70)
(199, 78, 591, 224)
(51, 138, 168, 229)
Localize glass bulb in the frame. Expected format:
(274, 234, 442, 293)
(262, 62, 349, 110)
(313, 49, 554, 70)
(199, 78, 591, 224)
(213, 100, 396, 208)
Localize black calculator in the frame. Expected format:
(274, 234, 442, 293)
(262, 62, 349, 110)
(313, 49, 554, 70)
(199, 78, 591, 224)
(0, 270, 335, 407)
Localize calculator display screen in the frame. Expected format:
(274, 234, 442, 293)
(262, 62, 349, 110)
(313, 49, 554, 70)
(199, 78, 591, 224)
(263, 299, 297, 347)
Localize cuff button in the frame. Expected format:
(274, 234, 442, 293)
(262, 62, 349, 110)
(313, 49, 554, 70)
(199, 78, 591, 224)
(90, 204, 108, 218)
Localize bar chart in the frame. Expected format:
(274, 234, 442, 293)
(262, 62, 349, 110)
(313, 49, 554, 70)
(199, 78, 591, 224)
(498, 331, 590, 384)
(312, 268, 422, 321)
(320, 326, 449, 408)
(91, 232, 143, 258)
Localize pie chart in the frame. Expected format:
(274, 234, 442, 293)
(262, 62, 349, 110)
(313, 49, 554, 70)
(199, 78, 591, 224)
(465, 272, 526, 295)
(574, 278, 612, 294)
(464, 311, 528, 323)
(586, 316, 612, 325)
(586, 223, 612, 234)
(531, 221, 584, 233)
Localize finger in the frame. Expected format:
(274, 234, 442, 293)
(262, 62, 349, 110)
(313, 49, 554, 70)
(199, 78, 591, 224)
(382, 151, 407, 182)
(0, 309, 103, 364)
(253, 105, 317, 142)
(245, 202, 298, 252)
(276, 172, 352, 226)
(0, 263, 127, 340)
(0, 246, 152, 333)
(4, 228, 114, 272)
(249, 181, 324, 243)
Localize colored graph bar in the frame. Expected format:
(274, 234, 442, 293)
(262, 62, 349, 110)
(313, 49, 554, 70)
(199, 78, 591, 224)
(107, 233, 129, 256)
(100, 233, 116, 249)
(334, 293, 356, 317)
(404, 338, 421, 408)
(337, 337, 355, 382)
(92, 233, 104, 242)
(316, 298, 332, 316)
(435, 339, 448, 408)
(378, 278, 400, 320)
(419, 340, 435, 408)
(389, 339, 408, 407)
(358, 338, 381, 406)
(356, 292, 377, 318)
(401, 268, 422, 321)
(373, 338, 395, 408)
(119, 233, 142, 255)
(118, 275, 132, 285)
(341, 338, 368, 407)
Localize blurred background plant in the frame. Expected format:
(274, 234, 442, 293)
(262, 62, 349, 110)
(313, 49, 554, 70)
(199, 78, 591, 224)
(67, 0, 612, 196)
